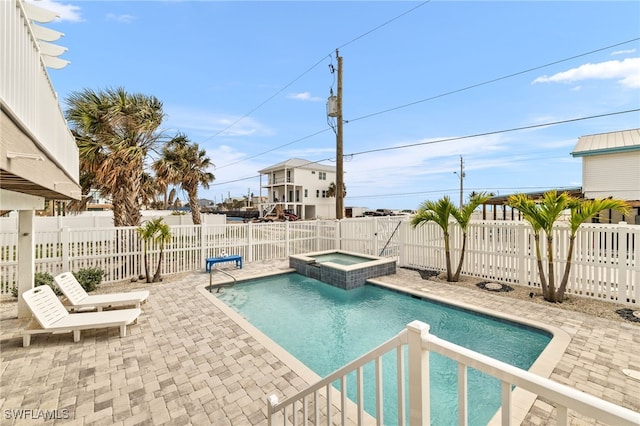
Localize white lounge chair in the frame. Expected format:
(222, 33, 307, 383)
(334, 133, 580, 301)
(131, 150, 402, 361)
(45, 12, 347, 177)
(22, 285, 141, 347)
(54, 272, 149, 312)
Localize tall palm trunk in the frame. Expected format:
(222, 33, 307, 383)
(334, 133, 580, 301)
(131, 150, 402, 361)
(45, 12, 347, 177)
(188, 187, 202, 225)
(124, 161, 143, 226)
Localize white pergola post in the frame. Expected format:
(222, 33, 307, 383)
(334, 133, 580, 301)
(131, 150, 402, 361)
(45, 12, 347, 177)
(1, 190, 44, 318)
(17, 209, 36, 318)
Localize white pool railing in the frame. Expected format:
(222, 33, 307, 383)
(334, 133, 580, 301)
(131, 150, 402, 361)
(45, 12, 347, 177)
(266, 320, 640, 426)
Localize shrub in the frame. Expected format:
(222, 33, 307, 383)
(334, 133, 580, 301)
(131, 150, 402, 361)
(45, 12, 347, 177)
(35, 271, 61, 295)
(31, 272, 62, 296)
(73, 267, 104, 293)
(34, 271, 54, 288)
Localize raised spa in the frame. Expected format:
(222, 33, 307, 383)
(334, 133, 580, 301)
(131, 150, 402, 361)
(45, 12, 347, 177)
(289, 250, 396, 289)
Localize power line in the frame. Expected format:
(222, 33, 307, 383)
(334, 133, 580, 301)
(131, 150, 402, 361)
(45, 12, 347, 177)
(345, 37, 640, 123)
(346, 109, 640, 157)
(208, 109, 639, 187)
(211, 157, 334, 186)
(337, 1, 430, 50)
(203, 2, 431, 147)
(347, 186, 581, 200)
(216, 128, 332, 170)
(213, 37, 639, 170)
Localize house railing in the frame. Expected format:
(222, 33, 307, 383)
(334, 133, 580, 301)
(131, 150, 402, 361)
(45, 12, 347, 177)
(266, 321, 640, 426)
(1, 0, 79, 183)
(0, 217, 637, 306)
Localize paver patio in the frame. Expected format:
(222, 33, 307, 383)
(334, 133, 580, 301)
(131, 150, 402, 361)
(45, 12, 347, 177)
(1, 260, 638, 425)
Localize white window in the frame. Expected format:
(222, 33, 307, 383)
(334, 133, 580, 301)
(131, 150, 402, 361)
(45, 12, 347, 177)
(318, 172, 326, 180)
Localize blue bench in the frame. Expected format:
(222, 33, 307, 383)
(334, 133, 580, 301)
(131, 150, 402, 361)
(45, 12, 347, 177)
(206, 255, 243, 272)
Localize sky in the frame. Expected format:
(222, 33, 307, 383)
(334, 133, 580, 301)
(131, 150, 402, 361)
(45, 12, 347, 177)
(35, 0, 640, 210)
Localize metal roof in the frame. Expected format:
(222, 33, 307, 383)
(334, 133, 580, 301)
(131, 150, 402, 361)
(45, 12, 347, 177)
(571, 128, 640, 157)
(258, 158, 336, 174)
(484, 187, 584, 205)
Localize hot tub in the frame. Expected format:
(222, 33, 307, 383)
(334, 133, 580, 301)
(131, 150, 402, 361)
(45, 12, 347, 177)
(289, 250, 396, 290)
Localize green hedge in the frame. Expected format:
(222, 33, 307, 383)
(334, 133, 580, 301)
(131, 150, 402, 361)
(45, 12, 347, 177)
(11, 267, 105, 297)
(73, 267, 104, 292)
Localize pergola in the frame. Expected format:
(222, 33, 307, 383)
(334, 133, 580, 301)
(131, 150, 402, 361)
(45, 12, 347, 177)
(480, 187, 640, 224)
(479, 188, 584, 221)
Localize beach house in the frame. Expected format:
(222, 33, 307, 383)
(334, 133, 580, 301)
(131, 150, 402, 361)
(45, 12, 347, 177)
(571, 128, 640, 224)
(258, 158, 338, 219)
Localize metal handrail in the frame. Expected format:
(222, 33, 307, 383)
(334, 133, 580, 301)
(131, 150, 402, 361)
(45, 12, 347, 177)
(208, 268, 237, 293)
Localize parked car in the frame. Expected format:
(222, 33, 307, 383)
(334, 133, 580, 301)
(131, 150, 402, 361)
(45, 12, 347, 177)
(283, 211, 300, 221)
(376, 209, 393, 216)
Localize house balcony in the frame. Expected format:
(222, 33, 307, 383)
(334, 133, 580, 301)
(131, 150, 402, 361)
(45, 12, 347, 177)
(1, 0, 80, 202)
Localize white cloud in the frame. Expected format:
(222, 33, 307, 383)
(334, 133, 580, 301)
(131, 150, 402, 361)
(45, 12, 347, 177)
(27, 0, 82, 22)
(532, 57, 640, 89)
(611, 48, 636, 56)
(341, 134, 509, 194)
(164, 106, 275, 139)
(287, 92, 322, 102)
(106, 13, 136, 24)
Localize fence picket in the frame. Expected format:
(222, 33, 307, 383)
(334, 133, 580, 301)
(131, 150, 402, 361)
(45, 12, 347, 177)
(0, 217, 637, 305)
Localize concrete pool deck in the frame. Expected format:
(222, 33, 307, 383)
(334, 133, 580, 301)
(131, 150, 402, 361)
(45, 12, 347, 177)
(1, 260, 639, 425)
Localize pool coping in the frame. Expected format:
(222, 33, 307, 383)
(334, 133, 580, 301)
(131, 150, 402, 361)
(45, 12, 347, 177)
(200, 269, 570, 426)
(289, 249, 393, 272)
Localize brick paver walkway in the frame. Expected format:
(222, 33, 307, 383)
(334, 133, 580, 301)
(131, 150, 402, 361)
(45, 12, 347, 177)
(1, 260, 638, 425)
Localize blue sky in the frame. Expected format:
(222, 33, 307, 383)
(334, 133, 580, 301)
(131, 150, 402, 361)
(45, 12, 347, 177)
(38, 0, 640, 210)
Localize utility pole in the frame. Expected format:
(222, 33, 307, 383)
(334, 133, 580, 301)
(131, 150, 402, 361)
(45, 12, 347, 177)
(336, 49, 344, 219)
(454, 156, 465, 208)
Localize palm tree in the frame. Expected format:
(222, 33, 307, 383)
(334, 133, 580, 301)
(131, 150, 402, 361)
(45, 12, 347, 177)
(65, 87, 166, 226)
(507, 193, 549, 297)
(411, 196, 457, 281)
(327, 182, 347, 198)
(508, 191, 629, 303)
(450, 192, 491, 281)
(139, 172, 163, 209)
(511, 190, 574, 302)
(557, 198, 629, 301)
(154, 135, 214, 225)
(136, 218, 172, 283)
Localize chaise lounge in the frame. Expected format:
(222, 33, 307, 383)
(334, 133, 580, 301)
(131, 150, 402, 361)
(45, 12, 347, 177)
(54, 272, 149, 312)
(22, 285, 141, 347)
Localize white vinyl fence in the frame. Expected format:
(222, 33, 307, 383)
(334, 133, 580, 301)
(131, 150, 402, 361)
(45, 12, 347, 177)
(1, 217, 637, 306)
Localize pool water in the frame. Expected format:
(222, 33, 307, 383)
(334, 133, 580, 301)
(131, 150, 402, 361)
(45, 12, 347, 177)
(217, 273, 551, 425)
(311, 252, 373, 265)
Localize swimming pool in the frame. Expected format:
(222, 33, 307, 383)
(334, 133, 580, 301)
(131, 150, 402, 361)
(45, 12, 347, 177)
(216, 272, 552, 425)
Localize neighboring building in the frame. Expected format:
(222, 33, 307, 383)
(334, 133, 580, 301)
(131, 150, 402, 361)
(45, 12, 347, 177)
(258, 158, 337, 219)
(86, 188, 112, 211)
(571, 128, 640, 224)
(482, 129, 640, 224)
(1, 0, 81, 316)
